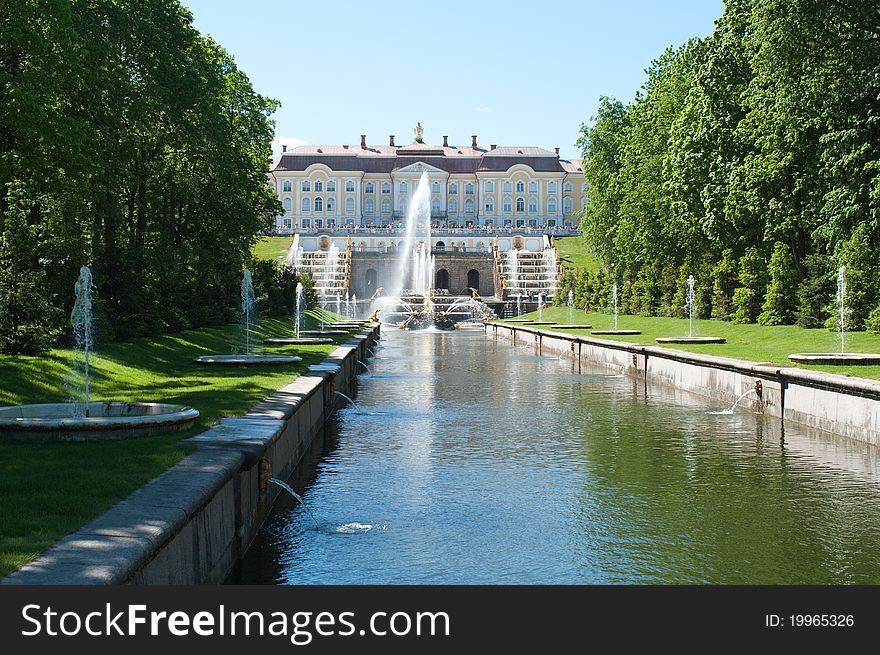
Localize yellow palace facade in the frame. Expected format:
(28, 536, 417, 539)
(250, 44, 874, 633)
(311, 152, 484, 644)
(268, 126, 585, 233)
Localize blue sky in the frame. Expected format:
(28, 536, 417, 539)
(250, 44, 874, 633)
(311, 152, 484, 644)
(181, 0, 724, 159)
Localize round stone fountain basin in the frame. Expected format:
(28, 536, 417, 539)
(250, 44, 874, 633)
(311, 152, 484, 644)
(264, 337, 334, 345)
(0, 402, 199, 442)
(788, 353, 880, 365)
(590, 329, 643, 335)
(554, 324, 593, 329)
(193, 354, 303, 366)
(300, 330, 349, 336)
(656, 337, 726, 344)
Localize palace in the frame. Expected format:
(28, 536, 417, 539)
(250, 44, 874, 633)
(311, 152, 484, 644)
(268, 126, 585, 233)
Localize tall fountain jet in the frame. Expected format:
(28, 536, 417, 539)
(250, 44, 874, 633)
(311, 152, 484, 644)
(387, 170, 433, 300)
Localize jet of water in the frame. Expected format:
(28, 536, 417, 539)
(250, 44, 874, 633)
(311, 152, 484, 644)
(294, 282, 305, 338)
(268, 479, 319, 528)
(837, 266, 847, 354)
(241, 268, 256, 355)
(71, 266, 94, 417)
(686, 274, 696, 338)
(611, 283, 619, 330)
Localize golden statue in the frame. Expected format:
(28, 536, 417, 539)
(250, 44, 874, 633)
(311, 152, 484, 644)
(370, 287, 383, 300)
(368, 309, 380, 322)
(414, 122, 424, 143)
(469, 287, 481, 299)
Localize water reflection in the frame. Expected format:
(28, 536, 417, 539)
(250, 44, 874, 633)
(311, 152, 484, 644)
(232, 330, 880, 584)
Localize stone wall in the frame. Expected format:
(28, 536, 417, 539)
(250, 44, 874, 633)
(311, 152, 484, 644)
(349, 251, 495, 298)
(489, 322, 880, 447)
(2, 325, 381, 585)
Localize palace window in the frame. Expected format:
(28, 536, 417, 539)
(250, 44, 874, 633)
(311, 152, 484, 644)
(581, 196, 587, 210)
(282, 197, 292, 213)
(346, 197, 355, 213)
(302, 197, 311, 212)
(528, 219, 537, 227)
(563, 197, 572, 214)
(327, 180, 336, 192)
(503, 181, 512, 193)
(283, 218, 292, 231)
(432, 181, 441, 193)
(381, 198, 391, 213)
(365, 198, 374, 213)
(345, 180, 355, 192)
(282, 180, 292, 193)
(328, 197, 336, 212)
(528, 197, 537, 213)
(432, 198, 441, 215)
(400, 197, 408, 214)
(548, 197, 557, 213)
(314, 180, 324, 192)
(465, 183, 474, 195)
(564, 182, 572, 193)
(503, 196, 512, 213)
(582, 182, 589, 194)
(365, 182, 374, 193)
(314, 197, 324, 212)
(400, 181, 408, 193)
(484, 181, 494, 193)
(548, 181, 557, 193)
(485, 197, 494, 212)
(449, 183, 458, 194)
(528, 181, 537, 193)
(465, 199, 474, 213)
(449, 198, 458, 214)
(516, 197, 524, 212)
(516, 181, 524, 193)
(302, 218, 311, 228)
(381, 182, 391, 194)
(301, 180, 311, 192)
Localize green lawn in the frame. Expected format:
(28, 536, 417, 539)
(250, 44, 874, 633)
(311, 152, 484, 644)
(504, 306, 880, 380)
(253, 235, 292, 262)
(553, 236, 602, 273)
(0, 311, 359, 577)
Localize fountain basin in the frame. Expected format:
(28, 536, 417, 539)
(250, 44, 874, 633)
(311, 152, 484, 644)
(590, 329, 643, 335)
(329, 321, 364, 328)
(788, 353, 880, 365)
(0, 402, 199, 442)
(300, 330, 348, 336)
(656, 337, 726, 344)
(264, 337, 334, 345)
(193, 354, 303, 366)
(521, 321, 556, 326)
(554, 324, 593, 329)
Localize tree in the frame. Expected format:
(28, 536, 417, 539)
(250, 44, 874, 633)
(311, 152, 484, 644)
(758, 242, 798, 325)
(732, 247, 766, 323)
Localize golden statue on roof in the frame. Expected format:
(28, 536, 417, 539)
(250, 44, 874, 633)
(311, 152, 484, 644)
(414, 122, 424, 143)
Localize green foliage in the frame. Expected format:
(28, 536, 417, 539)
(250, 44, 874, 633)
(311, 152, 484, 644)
(578, 0, 880, 325)
(0, 0, 280, 346)
(732, 247, 766, 324)
(249, 260, 297, 317)
(758, 242, 798, 325)
(796, 253, 833, 328)
(0, 185, 62, 354)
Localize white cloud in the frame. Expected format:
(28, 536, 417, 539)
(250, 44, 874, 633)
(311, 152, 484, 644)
(473, 107, 490, 113)
(273, 136, 308, 153)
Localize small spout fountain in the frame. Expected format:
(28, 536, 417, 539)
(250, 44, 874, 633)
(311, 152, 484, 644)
(196, 269, 303, 365)
(656, 275, 724, 344)
(1, 266, 199, 440)
(264, 281, 334, 346)
(556, 288, 592, 330)
(268, 478, 319, 528)
(789, 265, 880, 364)
(591, 281, 641, 335)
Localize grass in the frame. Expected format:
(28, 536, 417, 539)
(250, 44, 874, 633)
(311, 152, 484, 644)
(253, 235, 292, 262)
(0, 310, 361, 577)
(503, 305, 880, 380)
(553, 236, 602, 274)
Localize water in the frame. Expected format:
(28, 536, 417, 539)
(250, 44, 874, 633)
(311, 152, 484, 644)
(268, 479, 319, 529)
(294, 282, 305, 338)
(70, 266, 94, 417)
(837, 265, 847, 354)
(240, 268, 256, 355)
(388, 171, 433, 299)
(233, 330, 880, 584)
(686, 274, 696, 338)
(611, 283, 619, 330)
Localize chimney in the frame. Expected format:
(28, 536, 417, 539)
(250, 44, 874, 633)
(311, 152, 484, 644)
(555, 147, 560, 157)
(471, 135, 478, 149)
(343, 144, 349, 149)
(389, 135, 395, 147)
(491, 144, 497, 150)
(360, 134, 367, 149)
(282, 144, 287, 152)
(442, 135, 448, 147)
